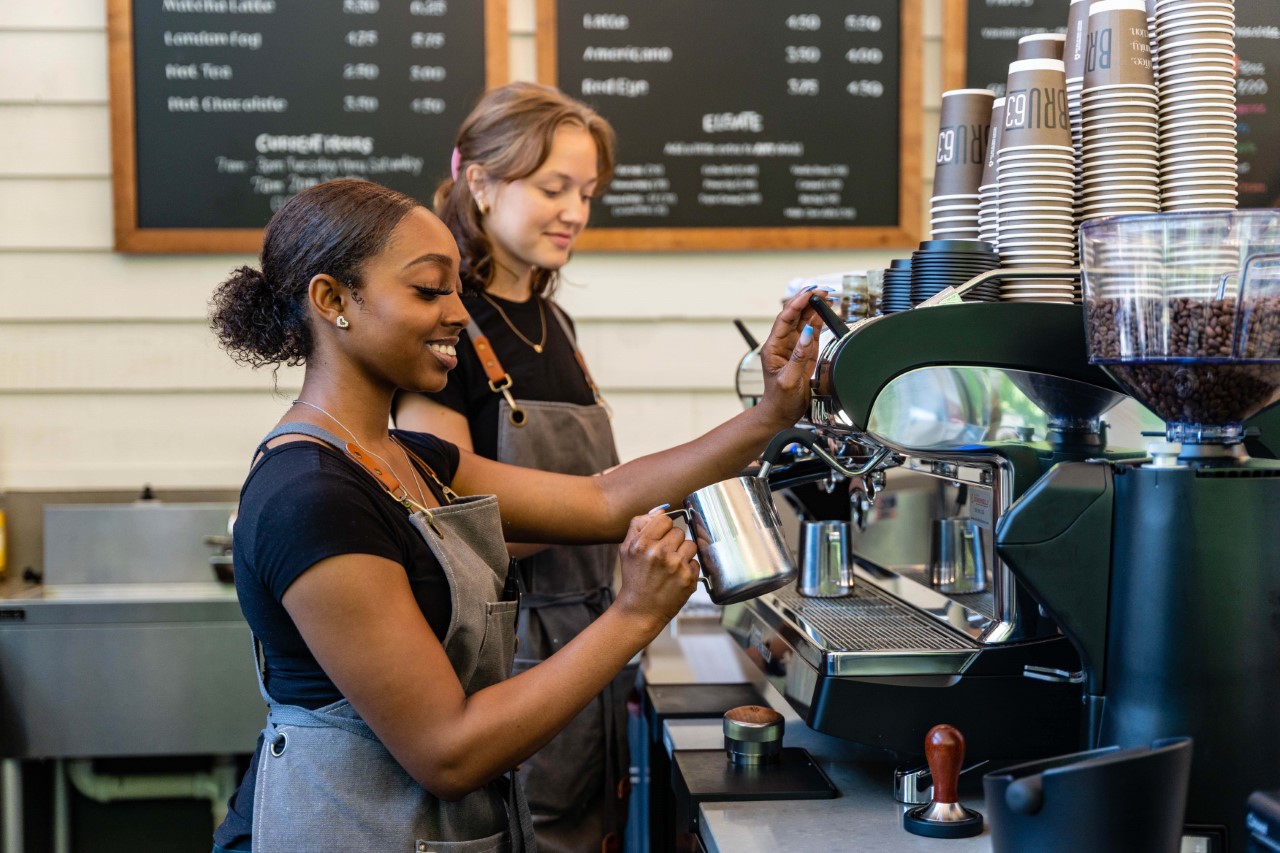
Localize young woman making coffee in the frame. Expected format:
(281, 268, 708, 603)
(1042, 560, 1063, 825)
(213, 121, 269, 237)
(392, 82, 633, 851)
(210, 178, 819, 852)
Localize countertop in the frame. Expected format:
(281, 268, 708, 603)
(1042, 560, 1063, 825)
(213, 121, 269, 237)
(644, 611, 992, 853)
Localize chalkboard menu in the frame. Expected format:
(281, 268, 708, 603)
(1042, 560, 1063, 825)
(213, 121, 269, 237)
(537, 0, 922, 250)
(107, 0, 507, 253)
(943, 0, 1280, 209)
(1236, 13, 1280, 209)
(942, 0, 1064, 96)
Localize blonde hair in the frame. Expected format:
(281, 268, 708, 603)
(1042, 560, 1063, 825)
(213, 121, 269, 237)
(436, 82, 616, 297)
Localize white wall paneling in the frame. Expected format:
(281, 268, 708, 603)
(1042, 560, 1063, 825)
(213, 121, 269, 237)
(0, 0, 945, 490)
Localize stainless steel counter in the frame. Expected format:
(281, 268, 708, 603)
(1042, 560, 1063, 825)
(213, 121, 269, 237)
(0, 579, 263, 759)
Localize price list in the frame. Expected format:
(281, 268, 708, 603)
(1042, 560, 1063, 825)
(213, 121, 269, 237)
(960, 0, 1065, 94)
(541, 0, 917, 247)
(947, 0, 1280, 208)
(113, 0, 501, 247)
(1235, 3, 1280, 209)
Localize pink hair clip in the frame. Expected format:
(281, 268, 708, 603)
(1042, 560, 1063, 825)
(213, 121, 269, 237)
(450, 147, 461, 181)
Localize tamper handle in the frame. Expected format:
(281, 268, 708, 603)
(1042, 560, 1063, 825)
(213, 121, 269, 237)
(924, 724, 965, 804)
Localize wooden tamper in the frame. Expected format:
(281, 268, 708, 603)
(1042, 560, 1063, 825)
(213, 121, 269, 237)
(903, 723, 984, 838)
(723, 705, 785, 765)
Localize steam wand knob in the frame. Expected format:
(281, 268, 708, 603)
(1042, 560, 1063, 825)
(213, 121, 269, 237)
(808, 293, 851, 338)
(903, 724, 984, 838)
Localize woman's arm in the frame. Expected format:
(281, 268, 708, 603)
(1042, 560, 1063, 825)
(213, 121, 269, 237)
(283, 511, 695, 800)
(452, 288, 821, 544)
(395, 393, 474, 452)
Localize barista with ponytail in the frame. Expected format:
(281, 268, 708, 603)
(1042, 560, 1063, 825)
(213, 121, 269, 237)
(394, 82, 629, 851)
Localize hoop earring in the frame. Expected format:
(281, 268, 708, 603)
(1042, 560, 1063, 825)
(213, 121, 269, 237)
(336, 315, 349, 329)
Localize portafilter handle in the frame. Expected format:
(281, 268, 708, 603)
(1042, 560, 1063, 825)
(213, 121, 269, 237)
(756, 427, 891, 483)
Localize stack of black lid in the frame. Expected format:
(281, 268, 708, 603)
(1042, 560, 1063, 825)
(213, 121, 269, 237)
(909, 239, 1001, 305)
(879, 258, 914, 314)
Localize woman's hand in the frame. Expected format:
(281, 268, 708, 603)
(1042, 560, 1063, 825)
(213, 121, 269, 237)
(756, 288, 823, 427)
(614, 511, 700, 629)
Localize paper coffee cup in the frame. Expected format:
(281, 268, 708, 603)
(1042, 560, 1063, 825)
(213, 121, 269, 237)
(1065, 0, 1095, 80)
(1019, 32, 1068, 61)
(980, 98, 1006, 189)
(934, 89, 997, 196)
(1085, 0, 1156, 90)
(1003, 59, 1072, 149)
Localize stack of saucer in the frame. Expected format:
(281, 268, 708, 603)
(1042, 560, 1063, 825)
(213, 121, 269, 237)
(1064, 0, 1091, 222)
(997, 58, 1078, 291)
(879, 258, 914, 314)
(910, 239, 1001, 305)
(1078, 0, 1161, 222)
(978, 97, 1005, 247)
(931, 89, 996, 240)
(1152, 0, 1238, 211)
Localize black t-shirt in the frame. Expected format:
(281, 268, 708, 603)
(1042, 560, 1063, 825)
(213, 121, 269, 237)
(422, 286, 595, 459)
(213, 428, 459, 851)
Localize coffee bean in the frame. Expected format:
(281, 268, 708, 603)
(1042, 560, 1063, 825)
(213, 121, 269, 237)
(1086, 295, 1280, 424)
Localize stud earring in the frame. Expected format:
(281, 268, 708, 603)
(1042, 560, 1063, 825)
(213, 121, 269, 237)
(336, 315, 349, 329)
(476, 199, 489, 215)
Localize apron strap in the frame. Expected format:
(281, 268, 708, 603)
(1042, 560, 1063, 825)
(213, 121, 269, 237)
(254, 421, 348, 457)
(467, 318, 526, 425)
(545, 301, 605, 406)
(518, 585, 611, 611)
(499, 771, 537, 853)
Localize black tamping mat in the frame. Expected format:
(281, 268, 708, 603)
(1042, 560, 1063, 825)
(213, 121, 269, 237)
(673, 747, 839, 804)
(643, 683, 765, 745)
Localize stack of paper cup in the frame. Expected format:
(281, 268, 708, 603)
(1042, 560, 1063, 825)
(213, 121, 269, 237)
(978, 97, 1005, 248)
(1152, 0, 1238, 211)
(997, 57, 1079, 302)
(931, 89, 996, 240)
(1064, 0, 1092, 222)
(1079, 0, 1161, 222)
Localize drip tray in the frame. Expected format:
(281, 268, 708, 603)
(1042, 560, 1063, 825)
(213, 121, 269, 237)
(673, 747, 839, 805)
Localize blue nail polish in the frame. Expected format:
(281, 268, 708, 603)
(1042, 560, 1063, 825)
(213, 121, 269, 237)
(802, 284, 819, 292)
(648, 502, 671, 515)
(799, 326, 814, 346)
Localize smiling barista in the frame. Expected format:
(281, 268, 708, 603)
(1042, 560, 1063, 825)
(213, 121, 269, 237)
(394, 82, 632, 852)
(209, 178, 821, 851)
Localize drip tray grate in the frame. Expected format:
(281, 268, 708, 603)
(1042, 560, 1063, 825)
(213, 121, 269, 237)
(769, 585, 978, 652)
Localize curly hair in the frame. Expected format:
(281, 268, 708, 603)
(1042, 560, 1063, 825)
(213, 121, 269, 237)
(435, 82, 616, 297)
(209, 179, 423, 368)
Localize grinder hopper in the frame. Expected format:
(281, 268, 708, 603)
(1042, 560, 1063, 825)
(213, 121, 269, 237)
(1080, 210, 1280, 456)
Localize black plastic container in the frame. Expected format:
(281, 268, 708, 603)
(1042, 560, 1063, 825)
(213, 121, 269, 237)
(984, 738, 1193, 853)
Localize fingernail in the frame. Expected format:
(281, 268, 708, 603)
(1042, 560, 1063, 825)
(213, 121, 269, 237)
(648, 503, 671, 515)
(799, 326, 814, 346)
(802, 284, 819, 292)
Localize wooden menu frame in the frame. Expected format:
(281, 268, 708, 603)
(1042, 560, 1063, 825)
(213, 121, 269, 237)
(536, 0, 922, 251)
(107, 0, 509, 253)
(942, 0, 968, 92)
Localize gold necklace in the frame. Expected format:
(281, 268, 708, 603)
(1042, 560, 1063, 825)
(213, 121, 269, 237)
(479, 291, 547, 354)
(290, 399, 429, 510)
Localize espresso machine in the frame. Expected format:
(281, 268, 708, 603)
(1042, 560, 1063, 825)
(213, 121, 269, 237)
(723, 298, 1148, 768)
(725, 211, 1280, 850)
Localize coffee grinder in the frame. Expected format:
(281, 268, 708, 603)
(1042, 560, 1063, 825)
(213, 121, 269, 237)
(996, 210, 1280, 851)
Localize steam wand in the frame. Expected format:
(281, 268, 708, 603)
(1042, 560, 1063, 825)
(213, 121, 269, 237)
(757, 427, 891, 482)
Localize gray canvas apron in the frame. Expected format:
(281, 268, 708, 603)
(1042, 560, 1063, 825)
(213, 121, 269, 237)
(468, 303, 634, 853)
(246, 422, 535, 853)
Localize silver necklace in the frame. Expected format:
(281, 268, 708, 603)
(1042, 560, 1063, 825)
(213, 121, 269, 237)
(290, 399, 429, 510)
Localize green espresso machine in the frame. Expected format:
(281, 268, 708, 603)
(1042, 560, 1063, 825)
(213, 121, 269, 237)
(997, 211, 1280, 851)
